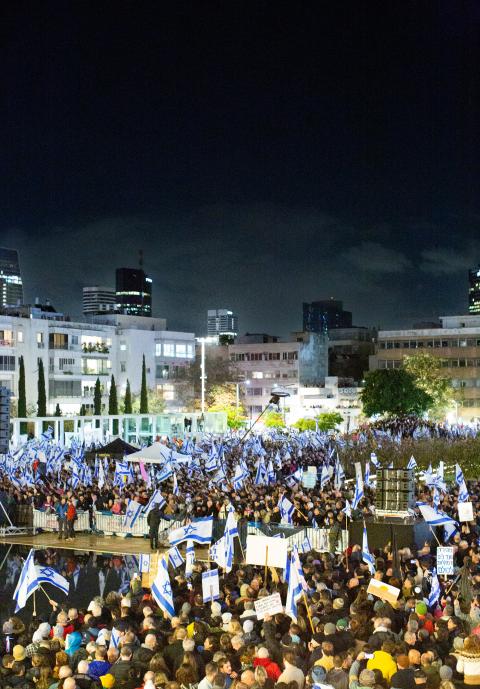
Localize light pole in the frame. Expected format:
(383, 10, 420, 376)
(196, 337, 217, 414)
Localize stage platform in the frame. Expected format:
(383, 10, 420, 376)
(0, 532, 210, 559)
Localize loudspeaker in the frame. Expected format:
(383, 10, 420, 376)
(0, 387, 10, 455)
(376, 468, 415, 511)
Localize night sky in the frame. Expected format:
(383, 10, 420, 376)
(2, 2, 480, 335)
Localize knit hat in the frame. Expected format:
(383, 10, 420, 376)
(439, 666, 453, 681)
(12, 645, 26, 662)
(324, 623, 336, 635)
(333, 598, 344, 610)
(311, 666, 327, 683)
(100, 674, 115, 688)
(359, 670, 376, 687)
(336, 619, 348, 630)
(415, 601, 427, 616)
(243, 620, 254, 633)
(211, 601, 222, 616)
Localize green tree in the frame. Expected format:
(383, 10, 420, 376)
(403, 352, 454, 419)
(361, 369, 433, 418)
(18, 355, 27, 418)
(140, 355, 148, 413)
(108, 375, 118, 415)
(79, 404, 86, 416)
(264, 410, 286, 428)
(123, 379, 132, 413)
(180, 350, 240, 410)
(316, 411, 344, 431)
(132, 388, 166, 414)
(293, 417, 317, 431)
(37, 359, 47, 417)
(93, 377, 102, 415)
(54, 403, 62, 417)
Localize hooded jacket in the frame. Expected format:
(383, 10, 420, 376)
(253, 657, 281, 681)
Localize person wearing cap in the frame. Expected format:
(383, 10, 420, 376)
(310, 665, 335, 689)
(348, 657, 376, 689)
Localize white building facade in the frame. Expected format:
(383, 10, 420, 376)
(0, 313, 195, 415)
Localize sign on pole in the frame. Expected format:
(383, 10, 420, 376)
(437, 546, 454, 576)
(367, 578, 400, 604)
(458, 502, 474, 522)
(246, 535, 289, 569)
(254, 593, 284, 620)
(202, 569, 220, 602)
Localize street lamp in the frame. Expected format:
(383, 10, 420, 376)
(196, 337, 218, 414)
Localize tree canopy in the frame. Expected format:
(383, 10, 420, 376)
(361, 368, 433, 418)
(403, 352, 453, 419)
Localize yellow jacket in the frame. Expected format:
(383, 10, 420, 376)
(367, 651, 397, 683)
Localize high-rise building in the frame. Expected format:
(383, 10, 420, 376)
(115, 268, 152, 317)
(83, 286, 116, 316)
(0, 248, 23, 308)
(303, 299, 352, 333)
(207, 309, 238, 339)
(469, 266, 480, 314)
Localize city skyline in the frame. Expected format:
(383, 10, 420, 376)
(2, 3, 480, 335)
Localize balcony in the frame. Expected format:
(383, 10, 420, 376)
(81, 343, 110, 354)
(0, 340, 14, 347)
(82, 368, 109, 376)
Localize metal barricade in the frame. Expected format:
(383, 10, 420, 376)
(33, 509, 90, 533)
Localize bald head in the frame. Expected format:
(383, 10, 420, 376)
(63, 677, 76, 689)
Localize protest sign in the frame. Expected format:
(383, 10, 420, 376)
(458, 502, 474, 522)
(254, 592, 284, 620)
(367, 577, 400, 604)
(202, 569, 220, 602)
(246, 535, 289, 568)
(436, 546, 454, 575)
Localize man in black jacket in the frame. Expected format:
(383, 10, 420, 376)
(147, 504, 162, 550)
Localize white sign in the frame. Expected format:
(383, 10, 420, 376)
(367, 578, 400, 604)
(437, 546, 454, 575)
(458, 502, 474, 522)
(302, 473, 316, 488)
(254, 592, 284, 620)
(246, 535, 289, 569)
(202, 569, 220, 602)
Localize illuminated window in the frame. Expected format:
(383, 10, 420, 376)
(17, 331, 23, 343)
(163, 343, 174, 357)
(176, 343, 186, 358)
(155, 343, 162, 356)
(252, 371, 263, 379)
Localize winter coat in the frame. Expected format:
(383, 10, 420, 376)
(253, 657, 281, 681)
(456, 648, 480, 685)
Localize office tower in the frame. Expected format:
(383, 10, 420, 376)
(0, 248, 23, 307)
(469, 266, 480, 314)
(115, 268, 152, 317)
(207, 309, 238, 339)
(303, 299, 352, 333)
(83, 286, 116, 316)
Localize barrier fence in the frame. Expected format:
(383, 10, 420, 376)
(31, 508, 348, 554)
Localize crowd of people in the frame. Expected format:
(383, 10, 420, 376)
(0, 422, 480, 689)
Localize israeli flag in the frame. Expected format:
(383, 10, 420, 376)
(123, 499, 143, 530)
(364, 461, 371, 488)
(292, 544, 308, 591)
(35, 565, 69, 595)
(13, 549, 38, 612)
(285, 552, 303, 621)
(275, 450, 282, 469)
(168, 546, 184, 569)
(456, 463, 469, 503)
(362, 524, 375, 575)
(185, 540, 195, 577)
(168, 516, 213, 546)
(352, 477, 364, 510)
(311, 517, 319, 529)
(110, 627, 121, 649)
(320, 464, 330, 489)
(342, 499, 352, 519)
(428, 568, 441, 608)
(444, 521, 459, 541)
(407, 455, 417, 470)
(172, 472, 179, 496)
(370, 452, 379, 468)
(156, 464, 173, 483)
(210, 536, 227, 569)
(267, 459, 276, 484)
(233, 464, 245, 490)
(278, 494, 294, 524)
(41, 426, 54, 441)
(334, 460, 345, 490)
(151, 557, 175, 618)
(255, 459, 267, 486)
(143, 489, 166, 516)
(139, 554, 151, 573)
(302, 536, 312, 554)
(419, 504, 458, 528)
(433, 485, 441, 509)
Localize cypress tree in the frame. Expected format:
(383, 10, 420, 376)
(54, 403, 62, 417)
(18, 355, 27, 418)
(37, 359, 47, 417)
(140, 355, 148, 413)
(108, 375, 118, 415)
(124, 379, 132, 413)
(79, 404, 86, 416)
(93, 377, 102, 415)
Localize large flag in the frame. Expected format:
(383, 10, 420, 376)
(168, 546, 184, 569)
(210, 536, 227, 569)
(185, 540, 195, 578)
(362, 523, 375, 575)
(342, 499, 352, 519)
(320, 464, 330, 489)
(407, 455, 417, 470)
(419, 504, 458, 528)
(151, 557, 175, 618)
(168, 516, 213, 546)
(255, 459, 268, 486)
(352, 477, 364, 510)
(156, 464, 173, 483)
(172, 473, 179, 496)
(123, 500, 143, 530)
(13, 549, 38, 612)
(143, 489, 166, 516)
(285, 552, 303, 621)
(35, 565, 69, 595)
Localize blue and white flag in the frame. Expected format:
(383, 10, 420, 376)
(407, 455, 417, 470)
(352, 477, 364, 510)
(364, 461, 371, 488)
(13, 549, 38, 612)
(278, 494, 294, 524)
(444, 521, 459, 541)
(114, 460, 133, 487)
(156, 464, 174, 483)
(168, 546, 184, 569)
(302, 536, 312, 554)
(419, 504, 458, 528)
(433, 485, 441, 509)
(370, 452, 379, 468)
(342, 499, 352, 519)
(172, 472, 179, 496)
(41, 426, 54, 441)
(143, 489, 166, 516)
(185, 540, 195, 577)
(139, 554, 151, 573)
(123, 499, 143, 530)
(285, 552, 303, 621)
(232, 464, 246, 491)
(151, 557, 175, 618)
(210, 536, 227, 569)
(320, 464, 330, 489)
(428, 568, 441, 608)
(35, 566, 69, 595)
(456, 464, 469, 503)
(267, 459, 276, 484)
(362, 523, 375, 575)
(334, 459, 345, 490)
(255, 459, 267, 486)
(110, 627, 121, 649)
(168, 516, 213, 546)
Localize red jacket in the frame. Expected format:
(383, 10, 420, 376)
(253, 657, 281, 681)
(66, 504, 77, 521)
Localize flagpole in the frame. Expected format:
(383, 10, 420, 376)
(429, 525, 442, 547)
(32, 590, 36, 618)
(302, 591, 315, 633)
